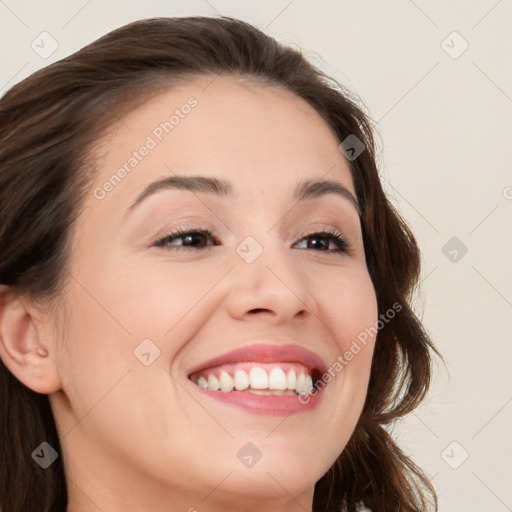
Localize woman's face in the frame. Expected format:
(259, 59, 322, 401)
(49, 75, 378, 510)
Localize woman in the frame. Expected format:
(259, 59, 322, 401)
(0, 16, 444, 512)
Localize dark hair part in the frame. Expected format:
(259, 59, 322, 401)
(0, 16, 444, 512)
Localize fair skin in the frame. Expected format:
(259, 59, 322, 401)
(0, 75, 378, 511)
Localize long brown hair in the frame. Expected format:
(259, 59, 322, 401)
(0, 16, 444, 511)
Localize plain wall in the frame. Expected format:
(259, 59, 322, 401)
(1, 1, 510, 510)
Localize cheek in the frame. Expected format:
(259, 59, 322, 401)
(307, 264, 378, 404)
(67, 214, 220, 337)
(54, 285, 133, 410)
(53, 280, 185, 450)
(105, 257, 228, 335)
(311, 264, 378, 349)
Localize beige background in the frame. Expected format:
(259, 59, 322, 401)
(1, 1, 511, 510)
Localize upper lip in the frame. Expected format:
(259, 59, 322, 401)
(187, 342, 327, 378)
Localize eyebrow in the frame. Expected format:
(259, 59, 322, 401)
(125, 175, 361, 217)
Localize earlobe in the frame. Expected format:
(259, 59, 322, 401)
(0, 290, 62, 394)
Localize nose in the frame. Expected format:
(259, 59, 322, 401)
(224, 243, 315, 326)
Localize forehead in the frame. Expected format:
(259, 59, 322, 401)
(90, 75, 355, 205)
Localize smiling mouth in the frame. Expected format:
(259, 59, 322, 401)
(189, 362, 322, 396)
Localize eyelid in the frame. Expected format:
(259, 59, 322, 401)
(295, 221, 351, 242)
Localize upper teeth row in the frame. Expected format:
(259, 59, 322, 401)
(195, 367, 314, 395)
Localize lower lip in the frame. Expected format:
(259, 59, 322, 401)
(192, 386, 323, 416)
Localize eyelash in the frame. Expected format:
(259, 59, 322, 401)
(153, 225, 351, 254)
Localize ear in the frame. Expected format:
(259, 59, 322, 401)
(0, 286, 62, 394)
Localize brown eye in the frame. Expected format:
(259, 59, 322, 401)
(154, 228, 217, 250)
(294, 229, 350, 253)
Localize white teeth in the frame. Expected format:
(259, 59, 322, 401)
(207, 374, 220, 391)
(286, 369, 296, 390)
(296, 374, 314, 395)
(197, 376, 208, 389)
(194, 365, 318, 395)
(249, 367, 268, 389)
(305, 375, 314, 394)
(234, 369, 249, 391)
(268, 368, 287, 390)
(219, 371, 234, 393)
(296, 373, 306, 394)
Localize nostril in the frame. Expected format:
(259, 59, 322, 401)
(249, 308, 270, 314)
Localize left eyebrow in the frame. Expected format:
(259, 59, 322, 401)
(295, 178, 361, 216)
(125, 175, 360, 217)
